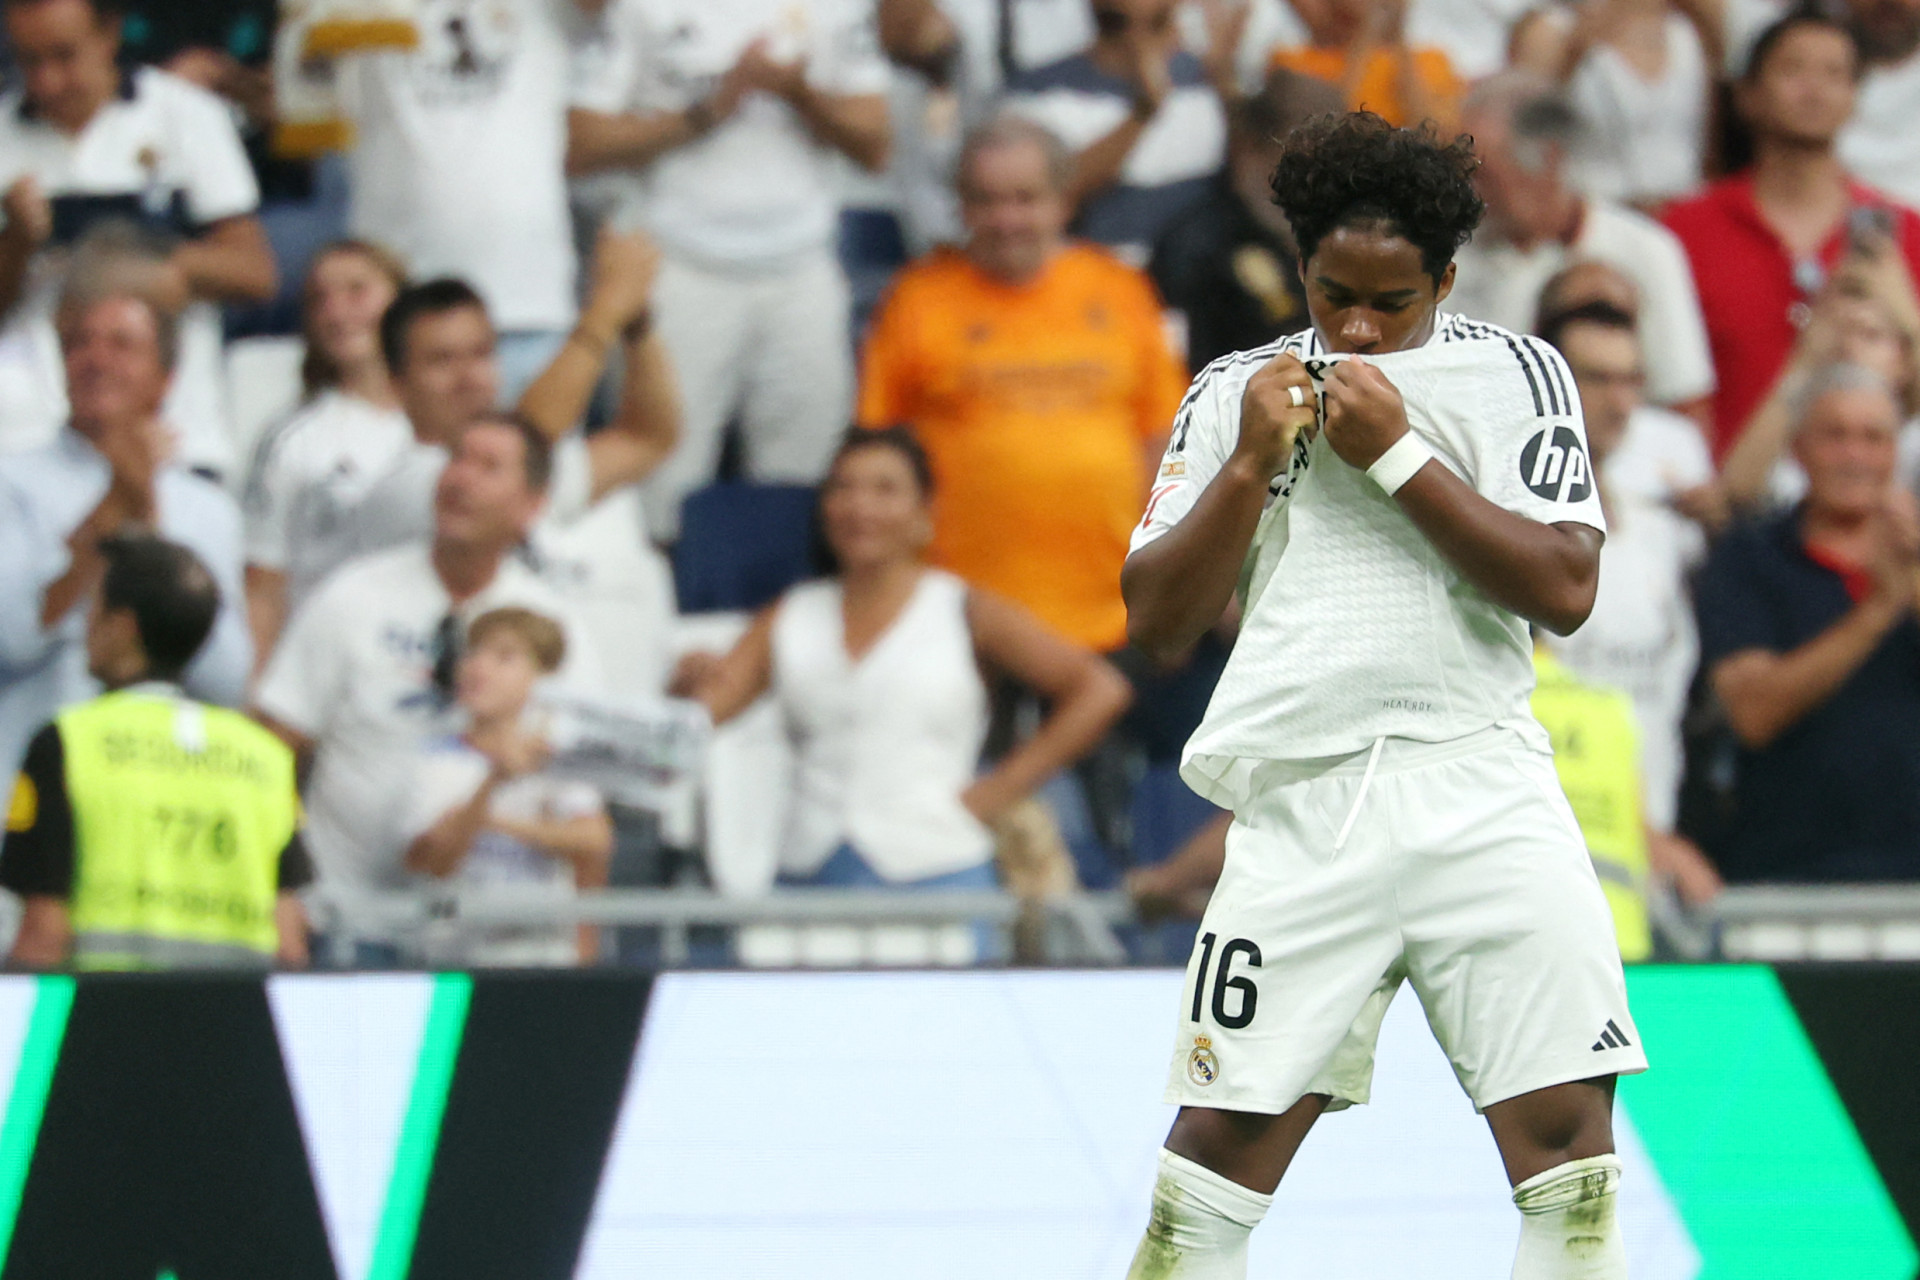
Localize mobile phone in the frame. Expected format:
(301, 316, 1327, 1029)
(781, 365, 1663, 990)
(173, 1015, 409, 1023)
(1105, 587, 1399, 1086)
(1848, 204, 1894, 255)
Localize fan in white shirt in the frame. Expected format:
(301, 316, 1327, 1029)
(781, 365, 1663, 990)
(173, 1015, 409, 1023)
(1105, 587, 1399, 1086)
(255, 415, 604, 940)
(567, 0, 891, 537)
(350, 231, 679, 553)
(1448, 72, 1716, 415)
(1839, 0, 1920, 207)
(1508, 0, 1712, 205)
(0, 0, 277, 475)
(0, 280, 252, 781)
(322, 0, 595, 392)
(243, 241, 413, 665)
(248, 231, 682, 684)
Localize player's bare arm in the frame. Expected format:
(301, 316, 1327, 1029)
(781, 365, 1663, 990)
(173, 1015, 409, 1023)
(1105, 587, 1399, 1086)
(1122, 354, 1317, 661)
(1322, 358, 1603, 635)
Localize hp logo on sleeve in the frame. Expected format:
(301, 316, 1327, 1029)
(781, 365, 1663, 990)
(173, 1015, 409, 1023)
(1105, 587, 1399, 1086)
(1519, 427, 1593, 502)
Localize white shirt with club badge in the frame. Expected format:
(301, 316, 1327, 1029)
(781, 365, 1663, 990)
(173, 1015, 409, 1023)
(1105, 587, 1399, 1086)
(1132, 314, 1607, 812)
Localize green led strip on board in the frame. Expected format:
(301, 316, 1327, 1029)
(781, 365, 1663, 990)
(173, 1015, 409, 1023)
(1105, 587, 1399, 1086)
(1621, 965, 1917, 1280)
(0, 977, 74, 1267)
(366, 972, 472, 1280)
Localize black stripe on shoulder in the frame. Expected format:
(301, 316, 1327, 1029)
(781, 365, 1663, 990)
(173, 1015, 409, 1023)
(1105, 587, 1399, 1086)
(1524, 338, 1562, 414)
(1521, 336, 1574, 417)
(1448, 317, 1498, 345)
(1501, 335, 1546, 416)
(1170, 342, 1286, 451)
(1507, 332, 1562, 414)
(1167, 337, 1305, 452)
(1453, 317, 1503, 344)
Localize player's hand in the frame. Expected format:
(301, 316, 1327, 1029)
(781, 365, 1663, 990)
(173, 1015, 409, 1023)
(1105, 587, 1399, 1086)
(1233, 352, 1317, 482)
(1321, 356, 1411, 471)
(2, 176, 52, 250)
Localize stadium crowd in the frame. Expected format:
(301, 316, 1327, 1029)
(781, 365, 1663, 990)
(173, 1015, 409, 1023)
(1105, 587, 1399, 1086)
(1, 0, 1919, 967)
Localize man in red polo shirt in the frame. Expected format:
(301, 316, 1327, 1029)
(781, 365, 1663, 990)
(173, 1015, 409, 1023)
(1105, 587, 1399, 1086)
(1664, 9, 1920, 461)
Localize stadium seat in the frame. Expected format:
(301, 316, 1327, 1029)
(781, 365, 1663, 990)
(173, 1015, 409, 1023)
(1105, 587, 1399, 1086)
(222, 335, 306, 478)
(671, 482, 819, 614)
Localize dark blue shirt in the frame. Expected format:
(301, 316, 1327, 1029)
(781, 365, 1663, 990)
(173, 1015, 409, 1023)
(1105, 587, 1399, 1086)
(1694, 511, 1920, 881)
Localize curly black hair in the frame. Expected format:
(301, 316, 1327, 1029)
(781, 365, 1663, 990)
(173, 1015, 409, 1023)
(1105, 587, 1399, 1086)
(1270, 111, 1485, 283)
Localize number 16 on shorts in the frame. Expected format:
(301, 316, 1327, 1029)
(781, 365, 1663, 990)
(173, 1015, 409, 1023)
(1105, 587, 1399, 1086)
(1191, 932, 1262, 1028)
(1184, 933, 1260, 1089)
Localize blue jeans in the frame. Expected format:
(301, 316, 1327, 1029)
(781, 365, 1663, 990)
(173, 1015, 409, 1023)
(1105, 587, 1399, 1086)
(779, 843, 998, 890)
(310, 935, 406, 970)
(780, 845, 1001, 961)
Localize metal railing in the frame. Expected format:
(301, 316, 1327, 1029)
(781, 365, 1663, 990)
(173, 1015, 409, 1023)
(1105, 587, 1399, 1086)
(309, 886, 1137, 968)
(307, 882, 1920, 968)
(1713, 884, 1920, 962)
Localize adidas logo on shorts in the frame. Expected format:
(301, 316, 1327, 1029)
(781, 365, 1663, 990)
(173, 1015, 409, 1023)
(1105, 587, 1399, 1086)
(1590, 1020, 1633, 1052)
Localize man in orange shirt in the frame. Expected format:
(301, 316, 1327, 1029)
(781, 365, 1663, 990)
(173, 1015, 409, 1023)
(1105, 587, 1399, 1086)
(858, 113, 1186, 657)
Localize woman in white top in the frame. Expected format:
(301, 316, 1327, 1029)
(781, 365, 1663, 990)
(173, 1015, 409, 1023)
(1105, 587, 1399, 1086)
(1511, 0, 1714, 206)
(681, 427, 1132, 889)
(242, 240, 414, 670)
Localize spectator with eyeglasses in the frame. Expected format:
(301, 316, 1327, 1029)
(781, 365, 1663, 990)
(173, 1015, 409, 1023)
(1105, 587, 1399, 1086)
(1003, 0, 1228, 262)
(253, 414, 601, 966)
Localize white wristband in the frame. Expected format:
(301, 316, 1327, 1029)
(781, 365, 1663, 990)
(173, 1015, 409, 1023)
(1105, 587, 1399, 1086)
(1366, 432, 1434, 496)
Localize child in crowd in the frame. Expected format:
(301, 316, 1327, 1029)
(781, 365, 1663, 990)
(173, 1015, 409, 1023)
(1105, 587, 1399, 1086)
(402, 607, 612, 966)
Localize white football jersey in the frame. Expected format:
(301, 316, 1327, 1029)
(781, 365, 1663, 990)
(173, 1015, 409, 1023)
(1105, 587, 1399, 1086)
(1131, 314, 1608, 812)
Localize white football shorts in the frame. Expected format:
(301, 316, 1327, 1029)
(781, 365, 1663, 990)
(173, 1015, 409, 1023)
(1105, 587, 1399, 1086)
(1165, 726, 1647, 1116)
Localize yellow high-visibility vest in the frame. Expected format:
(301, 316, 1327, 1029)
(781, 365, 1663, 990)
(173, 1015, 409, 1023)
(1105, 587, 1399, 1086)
(1529, 650, 1654, 963)
(58, 688, 297, 969)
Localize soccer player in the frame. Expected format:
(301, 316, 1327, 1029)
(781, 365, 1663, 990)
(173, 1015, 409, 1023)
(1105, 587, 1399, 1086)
(1121, 112, 1643, 1279)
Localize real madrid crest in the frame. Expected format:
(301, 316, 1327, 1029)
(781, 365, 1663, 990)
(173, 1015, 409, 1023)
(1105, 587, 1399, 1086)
(1187, 1035, 1219, 1087)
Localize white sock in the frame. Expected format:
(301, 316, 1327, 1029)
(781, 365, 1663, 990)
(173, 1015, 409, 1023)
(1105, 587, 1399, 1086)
(1511, 1154, 1628, 1280)
(1125, 1148, 1274, 1280)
